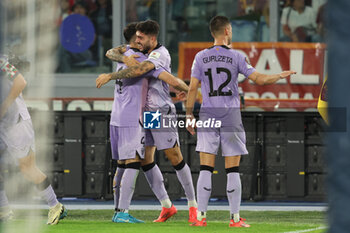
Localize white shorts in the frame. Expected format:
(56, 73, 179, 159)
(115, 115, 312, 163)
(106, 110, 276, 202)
(0, 119, 35, 160)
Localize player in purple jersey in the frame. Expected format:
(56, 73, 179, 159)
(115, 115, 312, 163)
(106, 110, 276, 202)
(96, 22, 190, 223)
(186, 16, 296, 227)
(0, 55, 67, 224)
(98, 20, 198, 223)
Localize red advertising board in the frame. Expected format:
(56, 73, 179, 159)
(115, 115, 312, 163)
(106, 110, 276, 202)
(178, 42, 326, 110)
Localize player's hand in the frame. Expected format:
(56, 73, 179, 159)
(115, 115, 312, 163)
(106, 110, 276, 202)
(124, 54, 140, 67)
(96, 73, 112, 88)
(279, 71, 297, 79)
(176, 91, 187, 101)
(186, 113, 196, 135)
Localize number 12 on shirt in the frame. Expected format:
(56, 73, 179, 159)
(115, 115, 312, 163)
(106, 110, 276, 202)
(204, 67, 233, 97)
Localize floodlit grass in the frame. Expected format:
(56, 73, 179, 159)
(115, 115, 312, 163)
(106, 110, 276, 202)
(1, 210, 327, 233)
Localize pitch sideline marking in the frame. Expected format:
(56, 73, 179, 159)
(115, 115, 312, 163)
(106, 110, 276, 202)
(283, 226, 327, 233)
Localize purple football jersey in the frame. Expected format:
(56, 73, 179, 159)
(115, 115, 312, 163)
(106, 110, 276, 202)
(191, 45, 255, 109)
(144, 44, 175, 112)
(191, 45, 256, 125)
(111, 48, 158, 127)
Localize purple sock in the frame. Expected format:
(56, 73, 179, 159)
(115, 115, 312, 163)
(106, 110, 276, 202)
(175, 163, 196, 201)
(143, 163, 169, 201)
(113, 167, 125, 211)
(197, 170, 212, 212)
(39, 185, 59, 208)
(0, 190, 9, 207)
(118, 168, 139, 210)
(227, 172, 241, 214)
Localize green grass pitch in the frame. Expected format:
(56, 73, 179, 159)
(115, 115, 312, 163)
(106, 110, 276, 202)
(1, 209, 327, 233)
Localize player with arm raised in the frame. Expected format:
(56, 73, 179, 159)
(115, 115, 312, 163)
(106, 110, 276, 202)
(0, 55, 67, 225)
(97, 20, 198, 223)
(101, 22, 150, 224)
(97, 22, 186, 224)
(186, 16, 296, 227)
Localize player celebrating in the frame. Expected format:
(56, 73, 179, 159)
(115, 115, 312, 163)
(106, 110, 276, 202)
(186, 15, 296, 227)
(98, 20, 198, 223)
(0, 55, 67, 224)
(96, 22, 189, 223)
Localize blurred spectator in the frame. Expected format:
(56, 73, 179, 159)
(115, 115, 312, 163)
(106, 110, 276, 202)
(90, 0, 112, 38)
(280, 0, 319, 42)
(231, 0, 267, 41)
(126, 0, 138, 23)
(168, 0, 189, 53)
(258, 0, 270, 41)
(170, 0, 186, 31)
(137, 0, 159, 21)
(72, 1, 89, 15)
(311, 0, 327, 15)
(238, 0, 266, 16)
(56, 1, 95, 73)
(90, 0, 112, 64)
(236, 0, 266, 20)
(84, 0, 98, 14)
(262, 0, 269, 27)
(316, 3, 327, 42)
(57, 0, 71, 26)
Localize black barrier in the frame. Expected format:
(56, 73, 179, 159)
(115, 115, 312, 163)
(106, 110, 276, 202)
(28, 111, 327, 201)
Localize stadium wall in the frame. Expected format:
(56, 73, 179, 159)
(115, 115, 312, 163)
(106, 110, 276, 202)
(8, 110, 327, 202)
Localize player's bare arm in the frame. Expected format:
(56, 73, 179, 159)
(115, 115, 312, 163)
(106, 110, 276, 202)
(110, 61, 155, 80)
(248, 70, 296, 85)
(96, 61, 155, 88)
(0, 73, 27, 118)
(185, 77, 200, 135)
(106, 45, 140, 67)
(158, 72, 189, 92)
(105, 44, 127, 62)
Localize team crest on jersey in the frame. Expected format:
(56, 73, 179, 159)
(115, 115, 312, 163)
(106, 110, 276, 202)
(149, 51, 161, 60)
(245, 57, 253, 69)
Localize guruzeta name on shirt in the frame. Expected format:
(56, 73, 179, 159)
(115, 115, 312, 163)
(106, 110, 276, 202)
(203, 55, 233, 64)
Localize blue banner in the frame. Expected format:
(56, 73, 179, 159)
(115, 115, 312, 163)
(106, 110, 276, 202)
(60, 14, 95, 53)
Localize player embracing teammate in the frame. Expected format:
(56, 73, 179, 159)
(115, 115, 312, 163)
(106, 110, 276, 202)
(97, 20, 197, 223)
(98, 16, 296, 227)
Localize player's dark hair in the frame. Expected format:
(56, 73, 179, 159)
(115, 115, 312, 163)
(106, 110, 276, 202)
(123, 22, 138, 43)
(136, 20, 159, 37)
(209, 15, 230, 36)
